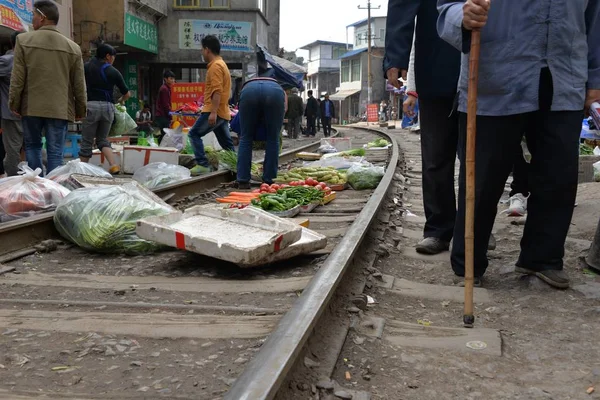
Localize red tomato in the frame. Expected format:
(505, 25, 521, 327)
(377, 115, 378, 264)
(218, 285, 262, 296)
(260, 183, 269, 190)
(315, 184, 324, 191)
(281, 184, 290, 188)
(269, 188, 277, 193)
(271, 184, 280, 190)
(324, 187, 331, 192)
(298, 180, 305, 186)
(319, 182, 327, 187)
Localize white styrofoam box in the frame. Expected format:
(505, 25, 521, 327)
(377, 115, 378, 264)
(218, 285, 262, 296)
(90, 149, 122, 171)
(136, 205, 303, 266)
(322, 137, 352, 152)
(241, 228, 327, 268)
(122, 145, 180, 174)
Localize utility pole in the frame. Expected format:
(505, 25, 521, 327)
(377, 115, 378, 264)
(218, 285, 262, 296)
(358, 0, 380, 105)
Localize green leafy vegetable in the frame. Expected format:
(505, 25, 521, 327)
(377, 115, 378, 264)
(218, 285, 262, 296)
(347, 164, 385, 190)
(54, 183, 174, 254)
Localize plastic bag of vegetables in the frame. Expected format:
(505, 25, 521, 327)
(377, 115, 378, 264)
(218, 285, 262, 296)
(109, 104, 137, 136)
(366, 138, 391, 148)
(54, 183, 175, 254)
(46, 159, 112, 189)
(0, 164, 71, 222)
(347, 164, 385, 190)
(133, 162, 191, 189)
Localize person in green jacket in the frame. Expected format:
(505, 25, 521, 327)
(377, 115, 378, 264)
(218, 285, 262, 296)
(286, 88, 303, 139)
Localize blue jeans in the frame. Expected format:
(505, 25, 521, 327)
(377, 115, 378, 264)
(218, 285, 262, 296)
(188, 112, 234, 167)
(237, 80, 285, 184)
(22, 117, 68, 175)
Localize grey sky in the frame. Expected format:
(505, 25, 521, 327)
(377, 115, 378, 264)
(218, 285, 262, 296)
(280, 0, 389, 54)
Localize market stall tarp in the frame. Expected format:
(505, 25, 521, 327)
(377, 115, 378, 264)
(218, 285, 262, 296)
(256, 44, 304, 91)
(330, 89, 361, 101)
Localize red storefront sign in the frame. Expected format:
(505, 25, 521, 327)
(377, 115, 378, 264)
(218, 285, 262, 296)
(0, 5, 25, 31)
(171, 83, 205, 126)
(367, 103, 379, 123)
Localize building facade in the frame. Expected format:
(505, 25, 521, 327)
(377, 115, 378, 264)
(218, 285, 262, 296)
(73, 0, 166, 116)
(299, 40, 350, 102)
(72, 0, 280, 116)
(331, 16, 387, 123)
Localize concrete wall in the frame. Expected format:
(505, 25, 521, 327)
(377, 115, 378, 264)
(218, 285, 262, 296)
(56, 0, 74, 39)
(136, 0, 168, 16)
(73, 0, 125, 57)
(353, 17, 386, 50)
(266, 0, 280, 53)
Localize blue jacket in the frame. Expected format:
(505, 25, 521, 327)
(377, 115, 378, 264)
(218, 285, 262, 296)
(383, 0, 460, 99)
(437, 0, 600, 116)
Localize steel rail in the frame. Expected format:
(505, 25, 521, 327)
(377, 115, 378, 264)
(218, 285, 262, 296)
(225, 127, 398, 400)
(0, 136, 331, 257)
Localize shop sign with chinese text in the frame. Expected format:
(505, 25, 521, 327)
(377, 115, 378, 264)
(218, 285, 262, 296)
(172, 83, 206, 126)
(179, 20, 252, 52)
(124, 60, 139, 119)
(124, 13, 158, 54)
(0, 0, 32, 26)
(367, 104, 379, 123)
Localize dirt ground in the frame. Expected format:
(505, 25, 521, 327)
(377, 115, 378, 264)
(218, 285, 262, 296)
(326, 127, 600, 400)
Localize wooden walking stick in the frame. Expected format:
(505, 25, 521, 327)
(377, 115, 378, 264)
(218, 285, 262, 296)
(464, 30, 481, 329)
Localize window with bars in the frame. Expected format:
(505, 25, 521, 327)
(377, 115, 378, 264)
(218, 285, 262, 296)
(351, 59, 361, 82)
(341, 60, 350, 83)
(174, 0, 230, 9)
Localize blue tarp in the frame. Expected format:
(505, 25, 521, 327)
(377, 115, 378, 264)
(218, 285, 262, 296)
(256, 44, 304, 91)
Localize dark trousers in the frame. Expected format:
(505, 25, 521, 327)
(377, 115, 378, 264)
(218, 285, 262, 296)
(307, 116, 317, 135)
(322, 117, 332, 137)
(452, 69, 582, 277)
(510, 145, 530, 197)
(155, 116, 171, 144)
(419, 96, 459, 243)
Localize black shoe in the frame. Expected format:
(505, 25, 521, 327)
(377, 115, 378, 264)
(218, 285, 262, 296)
(233, 181, 251, 190)
(415, 237, 450, 255)
(488, 234, 497, 251)
(515, 267, 570, 289)
(454, 276, 483, 288)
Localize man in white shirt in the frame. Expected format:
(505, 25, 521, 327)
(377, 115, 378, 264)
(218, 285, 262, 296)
(136, 103, 152, 134)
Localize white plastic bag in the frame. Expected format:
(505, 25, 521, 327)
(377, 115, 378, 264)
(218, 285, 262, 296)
(594, 160, 600, 182)
(46, 159, 112, 189)
(54, 183, 175, 254)
(347, 164, 385, 190)
(133, 162, 191, 189)
(305, 156, 371, 170)
(0, 164, 71, 222)
(110, 104, 137, 136)
(317, 141, 338, 154)
(160, 125, 185, 151)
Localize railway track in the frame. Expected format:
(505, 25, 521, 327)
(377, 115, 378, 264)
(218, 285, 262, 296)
(0, 126, 398, 400)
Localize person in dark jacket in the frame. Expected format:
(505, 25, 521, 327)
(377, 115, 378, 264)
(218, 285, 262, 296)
(384, 0, 461, 256)
(155, 70, 175, 143)
(286, 88, 303, 139)
(304, 90, 319, 136)
(80, 44, 130, 174)
(0, 31, 23, 177)
(320, 94, 335, 137)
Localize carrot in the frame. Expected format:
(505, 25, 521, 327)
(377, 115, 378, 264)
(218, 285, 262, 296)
(216, 198, 251, 204)
(228, 192, 259, 197)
